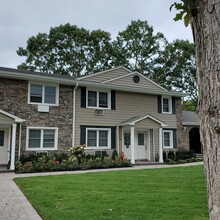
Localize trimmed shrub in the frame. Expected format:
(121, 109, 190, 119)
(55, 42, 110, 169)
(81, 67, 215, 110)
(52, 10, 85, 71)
(163, 151, 167, 161)
(101, 151, 108, 158)
(112, 150, 118, 160)
(167, 150, 175, 161)
(176, 149, 195, 160)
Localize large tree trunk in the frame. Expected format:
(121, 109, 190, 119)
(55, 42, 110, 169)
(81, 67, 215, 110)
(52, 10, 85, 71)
(191, 1, 220, 219)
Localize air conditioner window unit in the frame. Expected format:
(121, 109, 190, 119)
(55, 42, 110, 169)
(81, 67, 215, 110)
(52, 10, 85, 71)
(94, 150, 103, 157)
(36, 151, 48, 156)
(94, 109, 104, 116)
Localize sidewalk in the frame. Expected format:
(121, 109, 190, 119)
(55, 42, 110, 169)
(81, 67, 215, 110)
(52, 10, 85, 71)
(0, 173, 42, 220)
(0, 162, 204, 220)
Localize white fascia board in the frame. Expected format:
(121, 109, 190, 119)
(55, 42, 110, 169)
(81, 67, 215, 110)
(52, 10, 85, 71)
(120, 115, 167, 127)
(77, 66, 131, 81)
(133, 115, 167, 127)
(0, 70, 77, 86)
(132, 71, 168, 92)
(0, 109, 25, 123)
(0, 68, 185, 97)
(182, 122, 200, 126)
(102, 72, 134, 84)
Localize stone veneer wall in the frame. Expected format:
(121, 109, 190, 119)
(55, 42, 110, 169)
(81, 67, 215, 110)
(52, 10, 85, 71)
(175, 97, 190, 150)
(0, 78, 74, 157)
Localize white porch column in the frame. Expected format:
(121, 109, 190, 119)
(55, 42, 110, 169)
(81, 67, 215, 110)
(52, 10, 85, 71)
(159, 128, 163, 163)
(130, 125, 135, 164)
(147, 129, 151, 161)
(10, 123, 17, 170)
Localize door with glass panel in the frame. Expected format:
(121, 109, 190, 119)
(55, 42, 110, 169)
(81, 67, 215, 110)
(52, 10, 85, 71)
(0, 129, 8, 164)
(137, 132, 147, 160)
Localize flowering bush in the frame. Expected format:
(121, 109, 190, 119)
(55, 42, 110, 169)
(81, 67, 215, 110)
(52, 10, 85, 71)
(16, 161, 33, 173)
(45, 157, 61, 171)
(68, 145, 85, 163)
(15, 149, 131, 173)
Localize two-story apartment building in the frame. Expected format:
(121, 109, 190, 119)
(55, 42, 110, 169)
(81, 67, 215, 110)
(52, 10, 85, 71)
(0, 66, 185, 170)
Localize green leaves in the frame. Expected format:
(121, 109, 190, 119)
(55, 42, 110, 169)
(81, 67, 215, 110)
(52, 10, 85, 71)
(16, 20, 197, 104)
(153, 39, 196, 100)
(17, 23, 114, 77)
(170, 0, 195, 27)
(113, 20, 166, 76)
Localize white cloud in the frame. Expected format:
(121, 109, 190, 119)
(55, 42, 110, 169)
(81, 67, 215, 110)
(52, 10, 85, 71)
(0, 0, 193, 68)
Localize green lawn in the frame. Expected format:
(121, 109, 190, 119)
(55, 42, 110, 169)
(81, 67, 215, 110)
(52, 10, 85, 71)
(14, 166, 208, 220)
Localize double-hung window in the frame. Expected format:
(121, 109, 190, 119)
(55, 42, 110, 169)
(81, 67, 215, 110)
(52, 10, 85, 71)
(162, 96, 172, 113)
(29, 83, 58, 105)
(86, 128, 111, 148)
(87, 90, 109, 109)
(163, 130, 173, 148)
(27, 127, 58, 150)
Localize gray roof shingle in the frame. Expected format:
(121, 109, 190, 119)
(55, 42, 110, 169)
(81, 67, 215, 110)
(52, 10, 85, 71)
(182, 111, 200, 126)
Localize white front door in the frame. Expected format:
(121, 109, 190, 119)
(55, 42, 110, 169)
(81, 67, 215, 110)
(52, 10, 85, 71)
(136, 132, 147, 160)
(0, 129, 8, 164)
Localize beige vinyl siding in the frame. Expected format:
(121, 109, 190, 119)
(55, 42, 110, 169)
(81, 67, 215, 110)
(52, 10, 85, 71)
(135, 118, 161, 129)
(79, 67, 130, 83)
(0, 113, 14, 124)
(107, 73, 166, 93)
(75, 88, 177, 146)
(83, 149, 114, 156)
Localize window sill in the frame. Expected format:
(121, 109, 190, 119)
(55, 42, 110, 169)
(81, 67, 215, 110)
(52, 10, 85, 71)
(28, 102, 59, 107)
(26, 148, 57, 151)
(85, 147, 111, 150)
(86, 106, 110, 110)
(162, 112, 172, 114)
(163, 147, 174, 149)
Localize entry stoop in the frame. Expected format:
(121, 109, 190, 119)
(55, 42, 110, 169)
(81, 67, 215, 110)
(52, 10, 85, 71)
(0, 165, 11, 173)
(135, 160, 163, 165)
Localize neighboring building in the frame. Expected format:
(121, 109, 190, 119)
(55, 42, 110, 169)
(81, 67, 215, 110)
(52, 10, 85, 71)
(0, 66, 188, 170)
(180, 111, 201, 154)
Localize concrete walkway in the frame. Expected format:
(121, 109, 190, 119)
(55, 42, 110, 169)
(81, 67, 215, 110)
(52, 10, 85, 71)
(0, 173, 42, 220)
(0, 162, 204, 220)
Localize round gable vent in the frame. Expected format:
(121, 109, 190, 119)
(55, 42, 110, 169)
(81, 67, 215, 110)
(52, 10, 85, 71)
(133, 75, 140, 83)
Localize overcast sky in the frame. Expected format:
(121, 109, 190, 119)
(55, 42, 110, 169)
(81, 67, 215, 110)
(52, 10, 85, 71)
(0, 0, 193, 69)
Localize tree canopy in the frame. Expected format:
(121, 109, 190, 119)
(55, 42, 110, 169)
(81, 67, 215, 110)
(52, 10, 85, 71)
(153, 39, 196, 99)
(17, 23, 114, 77)
(17, 20, 196, 103)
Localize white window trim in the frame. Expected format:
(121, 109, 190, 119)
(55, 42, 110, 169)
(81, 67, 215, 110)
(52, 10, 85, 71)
(85, 128, 111, 149)
(28, 82, 59, 106)
(26, 127, 58, 151)
(163, 130, 173, 149)
(162, 96, 172, 114)
(86, 88, 111, 110)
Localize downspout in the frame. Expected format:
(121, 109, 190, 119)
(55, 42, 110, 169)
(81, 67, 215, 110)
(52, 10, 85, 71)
(72, 82, 79, 147)
(18, 123, 22, 160)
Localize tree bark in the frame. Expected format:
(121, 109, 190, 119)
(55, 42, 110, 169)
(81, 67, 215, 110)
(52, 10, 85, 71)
(191, 1, 220, 219)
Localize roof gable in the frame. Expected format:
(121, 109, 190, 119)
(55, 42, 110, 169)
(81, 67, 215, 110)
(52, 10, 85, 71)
(77, 67, 169, 94)
(0, 109, 25, 123)
(103, 71, 167, 93)
(119, 114, 166, 127)
(77, 66, 131, 83)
